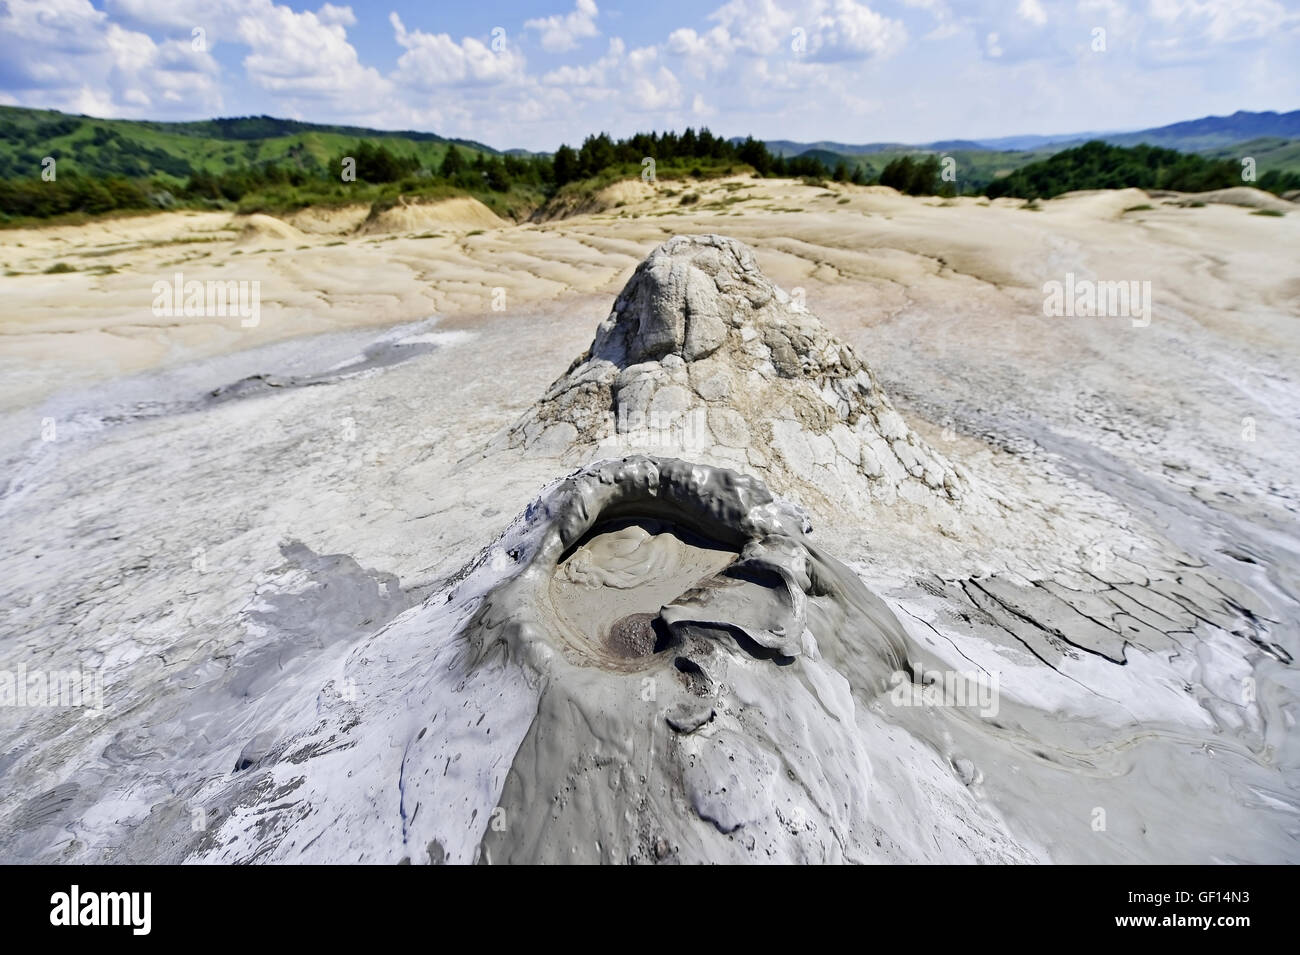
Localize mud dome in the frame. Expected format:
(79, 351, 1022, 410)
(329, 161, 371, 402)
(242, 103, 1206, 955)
(182, 456, 1040, 864)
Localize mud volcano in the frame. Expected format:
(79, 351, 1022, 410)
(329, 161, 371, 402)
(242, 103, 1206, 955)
(182, 237, 1030, 865)
(503, 233, 976, 512)
(470, 455, 909, 680)
(189, 455, 927, 864)
(458, 455, 918, 862)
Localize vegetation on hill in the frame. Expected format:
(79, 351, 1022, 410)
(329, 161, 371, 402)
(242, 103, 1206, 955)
(985, 140, 1300, 199)
(548, 129, 829, 186)
(1, 105, 1297, 226)
(879, 155, 946, 196)
(0, 109, 823, 225)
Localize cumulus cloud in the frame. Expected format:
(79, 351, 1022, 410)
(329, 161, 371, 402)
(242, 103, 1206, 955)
(0, 0, 221, 115)
(525, 0, 600, 53)
(541, 37, 624, 87)
(390, 13, 527, 88)
(705, 0, 906, 62)
(238, 4, 386, 103)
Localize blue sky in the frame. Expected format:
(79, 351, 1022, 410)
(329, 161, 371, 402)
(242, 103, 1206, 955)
(2, 0, 1297, 151)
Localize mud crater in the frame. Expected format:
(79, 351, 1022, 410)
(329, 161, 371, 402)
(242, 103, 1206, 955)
(549, 518, 736, 666)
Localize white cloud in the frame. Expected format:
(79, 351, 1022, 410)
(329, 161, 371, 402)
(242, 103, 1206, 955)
(665, 26, 733, 74)
(0, 0, 221, 115)
(1148, 0, 1294, 43)
(542, 37, 623, 86)
(707, 0, 905, 62)
(390, 13, 527, 88)
(238, 3, 386, 102)
(1018, 0, 1048, 26)
(632, 64, 683, 110)
(316, 4, 356, 27)
(691, 92, 716, 118)
(525, 0, 600, 54)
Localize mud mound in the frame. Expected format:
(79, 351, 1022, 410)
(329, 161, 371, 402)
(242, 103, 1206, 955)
(187, 456, 1001, 865)
(532, 179, 658, 221)
(502, 234, 976, 513)
(356, 196, 504, 235)
(235, 213, 303, 245)
(286, 204, 370, 235)
(1166, 186, 1294, 212)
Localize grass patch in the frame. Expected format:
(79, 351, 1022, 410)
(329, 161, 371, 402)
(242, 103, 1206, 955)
(837, 197, 851, 204)
(679, 193, 699, 205)
(700, 194, 749, 210)
(1251, 208, 1285, 216)
(43, 261, 76, 273)
(1124, 204, 1154, 212)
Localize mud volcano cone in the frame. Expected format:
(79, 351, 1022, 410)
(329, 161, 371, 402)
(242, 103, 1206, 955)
(507, 234, 973, 511)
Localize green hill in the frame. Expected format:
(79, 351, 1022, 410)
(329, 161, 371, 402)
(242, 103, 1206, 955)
(985, 140, 1300, 200)
(0, 106, 498, 183)
(814, 146, 1058, 192)
(0, 111, 819, 225)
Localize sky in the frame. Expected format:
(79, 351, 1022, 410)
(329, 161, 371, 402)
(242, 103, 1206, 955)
(1, 0, 1297, 151)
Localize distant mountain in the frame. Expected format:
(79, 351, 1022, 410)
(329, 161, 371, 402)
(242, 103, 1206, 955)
(760, 110, 1300, 157)
(968, 133, 1098, 151)
(1101, 110, 1300, 150)
(925, 139, 987, 151)
(756, 139, 908, 157)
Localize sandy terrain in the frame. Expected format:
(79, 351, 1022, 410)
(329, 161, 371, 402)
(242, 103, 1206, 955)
(1, 179, 1297, 863)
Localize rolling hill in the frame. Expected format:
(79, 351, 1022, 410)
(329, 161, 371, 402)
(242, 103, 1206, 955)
(0, 106, 498, 183)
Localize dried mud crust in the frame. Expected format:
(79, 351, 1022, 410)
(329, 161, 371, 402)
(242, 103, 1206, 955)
(502, 234, 975, 512)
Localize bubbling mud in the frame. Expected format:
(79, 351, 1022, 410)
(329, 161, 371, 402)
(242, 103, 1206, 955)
(551, 519, 736, 664)
(444, 456, 927, 862)
(465, 455, 911, 693)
